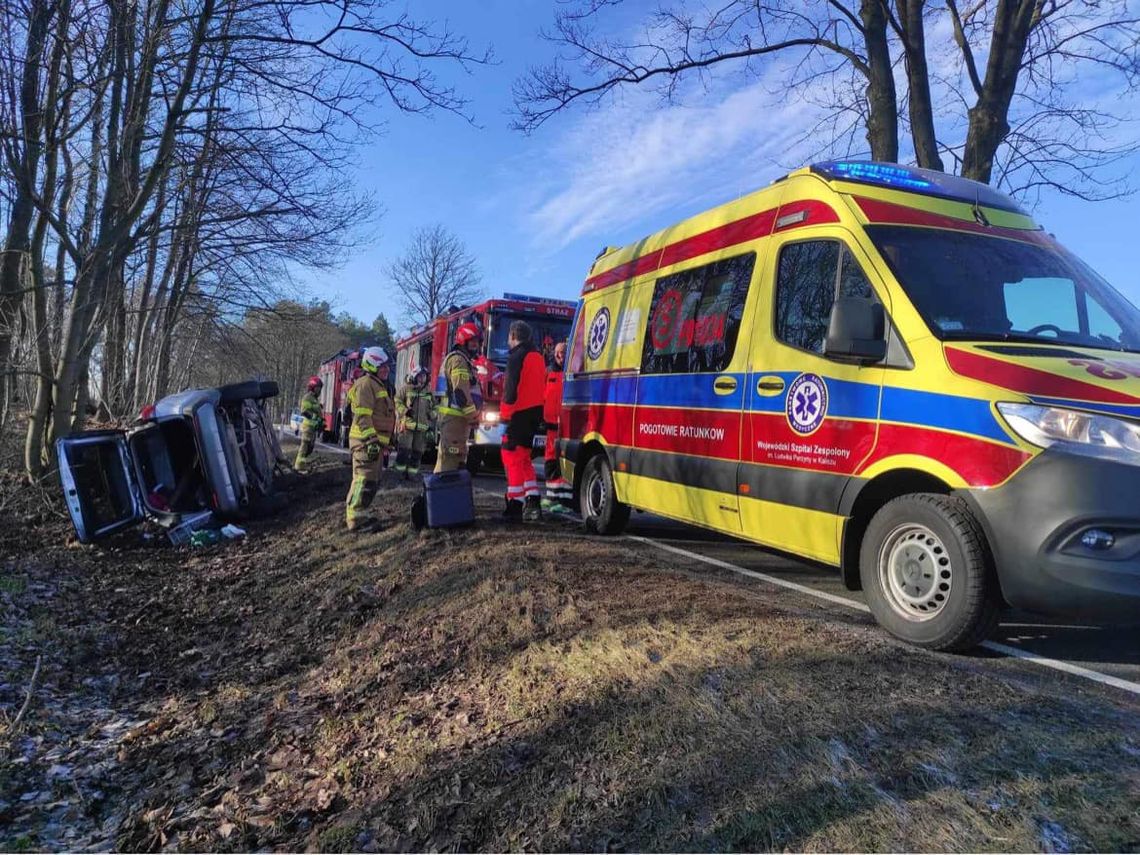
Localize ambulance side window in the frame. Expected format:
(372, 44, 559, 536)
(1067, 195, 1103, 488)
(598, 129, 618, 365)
(775, 240, 874, 354)
(641, 252, 755, 374)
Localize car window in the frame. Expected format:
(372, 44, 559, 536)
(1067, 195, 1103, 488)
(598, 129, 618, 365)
(641, 252, 755, 374)
(775, 240, 874, 353)
(1004, 277, 1079, 333)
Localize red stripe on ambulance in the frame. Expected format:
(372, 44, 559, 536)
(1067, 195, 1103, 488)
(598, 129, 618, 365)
(860, 423, 1031, 487)
(634, 407, 741, 459)
(585, 200, 840, 293)
(946, 347, 1140, 406)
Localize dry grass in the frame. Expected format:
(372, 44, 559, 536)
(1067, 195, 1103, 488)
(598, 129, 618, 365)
(1, 452, 1138, 852)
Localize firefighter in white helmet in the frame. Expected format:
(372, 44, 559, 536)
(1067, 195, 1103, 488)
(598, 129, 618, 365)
(344, 347, 396, 530)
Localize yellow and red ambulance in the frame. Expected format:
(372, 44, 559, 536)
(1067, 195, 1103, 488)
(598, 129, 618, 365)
(559, 161, 1140, 650)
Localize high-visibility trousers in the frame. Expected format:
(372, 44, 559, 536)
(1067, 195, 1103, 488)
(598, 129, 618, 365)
(345, 440, 382, 529)
(434, 415, 469, 473)
(294, 422, 318, 471)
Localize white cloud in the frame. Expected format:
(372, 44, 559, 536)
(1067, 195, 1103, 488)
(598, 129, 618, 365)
(524, 67, 834, 250)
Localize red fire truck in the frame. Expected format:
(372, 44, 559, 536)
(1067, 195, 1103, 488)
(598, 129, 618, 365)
(316, 347, 372, 446)
(394, 293, 577, 472)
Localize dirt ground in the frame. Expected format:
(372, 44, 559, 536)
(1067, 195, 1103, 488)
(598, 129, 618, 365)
(2, 444, 1139, 853)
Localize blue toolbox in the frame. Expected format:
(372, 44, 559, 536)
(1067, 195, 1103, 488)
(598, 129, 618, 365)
(420, 469, 475, 529)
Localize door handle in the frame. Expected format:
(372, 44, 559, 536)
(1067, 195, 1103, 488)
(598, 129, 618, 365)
(756, 375, 786, 396)
(713, 376, 738, 395)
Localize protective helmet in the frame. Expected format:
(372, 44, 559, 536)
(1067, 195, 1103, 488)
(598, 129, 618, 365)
(307, 375, 323, 392)
(413, 368, 430, 385)
(361, 346, 389, 374)
(554, 342, 567, 362)
(455, 322, 482, 346)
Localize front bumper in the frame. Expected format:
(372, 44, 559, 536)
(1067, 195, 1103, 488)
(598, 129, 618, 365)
(965, 447, 1140, 622)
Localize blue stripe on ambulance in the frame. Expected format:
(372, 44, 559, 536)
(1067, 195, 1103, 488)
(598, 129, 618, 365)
(563, 372, 1013, 445)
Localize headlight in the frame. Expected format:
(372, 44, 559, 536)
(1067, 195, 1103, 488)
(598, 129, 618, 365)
(483, 411, 500, 424)
(997, 402, 1140, 459)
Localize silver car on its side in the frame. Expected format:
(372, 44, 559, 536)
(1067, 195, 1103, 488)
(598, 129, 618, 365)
(56, 381, 286, 543)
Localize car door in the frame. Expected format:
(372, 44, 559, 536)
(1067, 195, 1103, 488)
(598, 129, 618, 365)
(630, 251, 758, 532)
(740, 228, 891, 564)
(56, 431, 146, 543)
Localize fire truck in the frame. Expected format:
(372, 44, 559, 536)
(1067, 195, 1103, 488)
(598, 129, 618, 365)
(316, 346, 377, 447)
(394, 293, 577, 472)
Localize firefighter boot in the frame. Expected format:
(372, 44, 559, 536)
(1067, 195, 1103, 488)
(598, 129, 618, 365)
(523, 495, 543, 522)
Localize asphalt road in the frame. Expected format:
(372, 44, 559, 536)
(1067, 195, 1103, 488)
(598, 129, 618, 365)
(288, 430, 1139, 695)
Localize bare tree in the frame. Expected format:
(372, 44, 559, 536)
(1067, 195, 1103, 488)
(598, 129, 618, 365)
(0, 0, 491, 478)
(387, 225, 482, 327)
(514, 0, 1140, 196)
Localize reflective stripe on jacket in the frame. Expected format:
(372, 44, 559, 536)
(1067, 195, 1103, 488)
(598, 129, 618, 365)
(397, 386, 436, 431)
(348, 373, 396, 442)
(438, 349, 478, 419)
(300, 390, 322, 425)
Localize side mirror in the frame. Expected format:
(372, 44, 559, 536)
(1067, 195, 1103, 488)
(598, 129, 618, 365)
(825, 297, 887, 363)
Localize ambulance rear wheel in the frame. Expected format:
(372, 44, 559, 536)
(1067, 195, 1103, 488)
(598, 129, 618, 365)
(860, 494, 999, 652)
(581, 454, 630, 536)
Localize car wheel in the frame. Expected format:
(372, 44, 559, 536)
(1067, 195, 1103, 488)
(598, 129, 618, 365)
(217, 381, 263, 404)
(860, 494, 1000, 651)
(580, 453, 630, 536)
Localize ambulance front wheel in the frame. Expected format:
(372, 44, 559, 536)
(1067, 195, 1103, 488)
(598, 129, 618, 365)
(581, 454, 630, 536)
(859, 494, 1000, 652)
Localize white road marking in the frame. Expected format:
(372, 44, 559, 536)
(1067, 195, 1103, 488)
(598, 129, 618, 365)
(628, 533, 1140, 698)
(627, 535, 872, 614)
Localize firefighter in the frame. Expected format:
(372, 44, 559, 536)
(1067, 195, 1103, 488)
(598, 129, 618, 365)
(294, 376, 324, 473)
(395, 368, 435, 479)
(434, 322, 483, 473)
(541, 342, 572, 512)
(344, 347, 396, 531)
(500, 320, 546, 522)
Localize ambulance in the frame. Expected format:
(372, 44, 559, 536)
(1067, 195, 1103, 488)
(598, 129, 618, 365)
(559, 160, 1140, 650)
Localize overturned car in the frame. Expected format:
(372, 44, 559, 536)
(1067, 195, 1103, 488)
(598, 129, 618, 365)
(56, 381, 287, 543)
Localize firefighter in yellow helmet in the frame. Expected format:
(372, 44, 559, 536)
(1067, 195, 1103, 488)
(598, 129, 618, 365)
(345, 347, 396, 531)
(434, 322, 483, 472)
(395, 368, 435, 479)
(294, 375, 323, 473)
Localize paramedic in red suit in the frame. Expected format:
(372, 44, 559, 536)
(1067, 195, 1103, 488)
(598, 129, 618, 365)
(500, 320, 546, 522)
(541, 342, 572, 512)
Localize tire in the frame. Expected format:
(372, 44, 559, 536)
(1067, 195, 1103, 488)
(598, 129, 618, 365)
(257, 381, 279, 399)
(580, 453, 630, 536)
(465, 446, 483, 477)
(859, 493, 1000, 651)
(217, 381, 263, 404)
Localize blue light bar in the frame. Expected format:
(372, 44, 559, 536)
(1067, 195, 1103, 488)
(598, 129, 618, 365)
(816, 161, 933, 192)
(810, 160, 1027, 214)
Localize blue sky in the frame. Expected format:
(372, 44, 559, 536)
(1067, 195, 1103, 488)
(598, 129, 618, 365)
(300, 1, 1140, 333)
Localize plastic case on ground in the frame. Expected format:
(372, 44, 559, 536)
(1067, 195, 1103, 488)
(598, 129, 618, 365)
(423, 470, 475, 528)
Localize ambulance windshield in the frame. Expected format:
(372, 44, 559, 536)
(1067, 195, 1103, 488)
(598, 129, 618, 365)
(487, 312, 573, 365)
(867, 226, 1140, 353)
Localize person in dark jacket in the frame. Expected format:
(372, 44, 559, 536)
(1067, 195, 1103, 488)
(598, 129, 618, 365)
(500, 321, 546, 521)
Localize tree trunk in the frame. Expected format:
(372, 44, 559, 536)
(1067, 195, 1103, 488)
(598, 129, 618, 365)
(1, 0, 56, 428)
(860, 0, 899, 162)
(962, 0, 1039, 182)
(896, 0, 944, 171)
